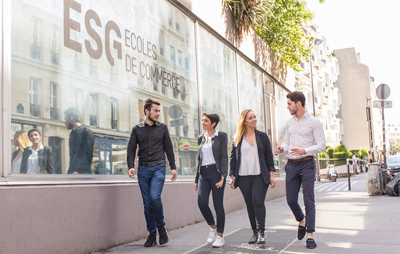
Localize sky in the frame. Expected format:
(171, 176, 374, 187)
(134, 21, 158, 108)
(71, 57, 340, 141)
(306, 0, 400, 123)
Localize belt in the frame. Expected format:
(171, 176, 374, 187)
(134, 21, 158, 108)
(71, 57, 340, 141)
(201, 164, 216, 169)
(138, 160, 165, 167)
(288, 156, 314, 163)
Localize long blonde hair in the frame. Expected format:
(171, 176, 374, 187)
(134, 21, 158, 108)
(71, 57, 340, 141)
(233, 109, 257, 147)
(14, 130, 32, 150)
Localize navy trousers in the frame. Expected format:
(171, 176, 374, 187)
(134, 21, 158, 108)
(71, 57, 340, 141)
(285, 159, 316, 233)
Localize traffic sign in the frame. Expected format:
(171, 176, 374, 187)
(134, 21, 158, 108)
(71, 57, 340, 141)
(168, 105, 183, 119)
(170, 117, 186, 127)
(376, 84, 391, 100)
(373, 100, 392, 108)
(183, 145, 190, 151)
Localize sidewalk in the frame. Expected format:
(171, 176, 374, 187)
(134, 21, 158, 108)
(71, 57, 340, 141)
(101, 173, 400, 254)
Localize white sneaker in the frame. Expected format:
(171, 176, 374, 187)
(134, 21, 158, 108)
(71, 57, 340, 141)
(212, 236, 225, 248)
(206, 227, 217, 243)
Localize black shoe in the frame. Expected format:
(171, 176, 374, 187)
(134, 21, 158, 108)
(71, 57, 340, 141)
(158, 227, 169, 245)
(248, 230, 258, 244)
(144, 234, 157, 247)
(257, 230, 265, 244)
(298, 225, 306, 240)
(306, 238, 317, 249)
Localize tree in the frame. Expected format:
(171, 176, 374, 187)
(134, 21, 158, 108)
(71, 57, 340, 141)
(255, 0, 314, 71)
(390, 139, 400, 155)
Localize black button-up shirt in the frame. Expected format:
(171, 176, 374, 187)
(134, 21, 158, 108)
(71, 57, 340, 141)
(127, 121, 176, 170)
(68, 125, 94, 174)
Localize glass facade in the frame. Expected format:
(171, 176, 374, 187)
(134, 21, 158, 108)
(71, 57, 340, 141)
(5, 0, 288, 180)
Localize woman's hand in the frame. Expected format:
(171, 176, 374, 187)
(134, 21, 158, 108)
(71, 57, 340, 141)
(215, 177, 225, 188)
(270, 172, 276, 188)
(229, 176, 235, 189)
(194, 183, 198, 192)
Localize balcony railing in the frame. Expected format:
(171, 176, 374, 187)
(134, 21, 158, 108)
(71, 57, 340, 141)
(111, 119, 117, 129)
(30, 104, 41, 117)
(50, 107, 60, 120)
(90, 115, 97, 126)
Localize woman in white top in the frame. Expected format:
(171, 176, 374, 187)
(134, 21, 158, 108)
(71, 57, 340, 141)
(11, 130, 32, 174)
(194, 113, 228, 248)
(229, 109, 276, 244)
(20, 128, 54, 174)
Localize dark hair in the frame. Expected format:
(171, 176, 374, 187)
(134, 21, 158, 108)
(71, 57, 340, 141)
(286, 91, 305, 107)
(28, 128, 41, 137)
(144, 98, 161, 115)
(64, 107, 82, 123)
(202, 113, 220, 129)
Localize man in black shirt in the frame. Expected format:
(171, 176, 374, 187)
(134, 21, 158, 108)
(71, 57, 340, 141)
(64, 107, 94, 174)
(127, 98, 177, 247)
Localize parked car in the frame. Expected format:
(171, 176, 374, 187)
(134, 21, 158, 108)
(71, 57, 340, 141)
(386, 155, 400, 175)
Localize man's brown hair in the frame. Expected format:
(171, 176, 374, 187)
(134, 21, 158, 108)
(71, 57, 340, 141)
(286, 91, 306, 107)
(144, 98, 161, 115)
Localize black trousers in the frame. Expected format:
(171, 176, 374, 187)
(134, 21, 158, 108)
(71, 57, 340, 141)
(197, 164, 226, 233)
(238, 174, 269, 231)
(285, 159, 316, 233)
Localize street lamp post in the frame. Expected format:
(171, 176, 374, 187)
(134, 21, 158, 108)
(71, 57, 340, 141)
(309, 38, 323, 181)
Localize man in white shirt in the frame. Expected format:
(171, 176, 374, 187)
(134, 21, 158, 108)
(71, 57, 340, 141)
(352, 152, 358, 175)
(277, 91, 326, 249)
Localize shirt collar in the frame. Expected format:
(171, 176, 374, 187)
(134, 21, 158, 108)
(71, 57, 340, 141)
(29, 144, 43, 152)
(292, 110, 311, 121)
(138, 121, 161, 127)
(205, 130, 218, 138)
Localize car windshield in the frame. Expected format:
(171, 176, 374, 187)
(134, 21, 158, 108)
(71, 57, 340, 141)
(387, 156, 400, 164)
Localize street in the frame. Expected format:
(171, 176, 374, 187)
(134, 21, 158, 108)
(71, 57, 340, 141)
(101, 173, 400, 254)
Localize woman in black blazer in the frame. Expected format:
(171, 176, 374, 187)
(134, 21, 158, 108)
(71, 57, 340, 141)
(194, 113, 228, 248)
(229, 109, 276, 244)
(20, 128, 54, 174)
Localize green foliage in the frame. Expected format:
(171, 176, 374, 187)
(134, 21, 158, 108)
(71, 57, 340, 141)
(390, 139, 400, 155)
(347, 151, 353, 159)
(326, 147, 334, 158)
(349, 149, 362, 159)
(319, 152, 329, 158)
(333, 152, 347, 159)
(254, 0, 314, 71)
(360, 148, 369, 159)
(334, 144, 347, 153)
(223, 0, 271, 42)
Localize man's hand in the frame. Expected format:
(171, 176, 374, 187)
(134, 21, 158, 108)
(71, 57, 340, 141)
(270, 176, 276, 188)
(170, 169, 177, 181)
(128, 168, 136, 178)
(194, 183, 198, 192)
(290, 148, 306, 157)
(276, 146, 284, 154)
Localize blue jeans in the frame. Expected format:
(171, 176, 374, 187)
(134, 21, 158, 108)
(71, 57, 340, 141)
(197, 164, 226, 233)
(137, 164, 166, 235)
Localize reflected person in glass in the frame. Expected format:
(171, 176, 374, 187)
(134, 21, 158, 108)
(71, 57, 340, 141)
(64, 107, 94, 174)
(194, 113, 228, 248)
(229, 109, 276, 245)
(12, 130, 32, 174)
(20, 128, 54, 174)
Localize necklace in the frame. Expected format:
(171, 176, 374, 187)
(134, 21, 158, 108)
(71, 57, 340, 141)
(245, 132, 254, 139)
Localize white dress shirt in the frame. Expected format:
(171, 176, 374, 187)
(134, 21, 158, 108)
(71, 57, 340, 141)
(201, 130, 218, 166)
(27, 144, 44, 174)
(281, 111, 326, 159)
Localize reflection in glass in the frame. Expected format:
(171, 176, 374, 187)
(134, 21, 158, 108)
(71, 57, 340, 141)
(198, 26, 238, 143)
(237, 57, 265, 132)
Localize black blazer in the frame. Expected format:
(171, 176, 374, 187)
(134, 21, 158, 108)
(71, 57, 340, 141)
(195, 131, 228, 184)
(229, 129, 275, 188)
(20, 146, 54, 174)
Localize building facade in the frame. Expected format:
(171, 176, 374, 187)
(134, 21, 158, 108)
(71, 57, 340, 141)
(334, 47, 381, 152)
(292, 22, 343, 148)
(0, 0, 291, 253)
